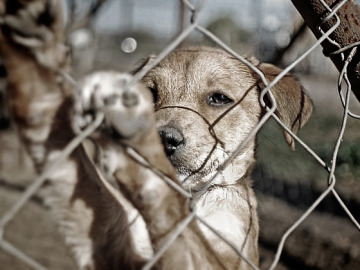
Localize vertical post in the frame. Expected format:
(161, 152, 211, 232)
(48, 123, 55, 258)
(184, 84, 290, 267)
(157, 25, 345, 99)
(177, 0, 187, 47)
(291, 0, 360, 102)
(178, 0, 186, 34)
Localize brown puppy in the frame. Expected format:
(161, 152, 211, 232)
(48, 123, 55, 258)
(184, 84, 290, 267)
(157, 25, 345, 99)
(135, 47, 313, 268)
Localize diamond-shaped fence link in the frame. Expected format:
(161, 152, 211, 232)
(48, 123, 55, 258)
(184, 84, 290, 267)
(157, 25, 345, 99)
(0, 0, 359, 269)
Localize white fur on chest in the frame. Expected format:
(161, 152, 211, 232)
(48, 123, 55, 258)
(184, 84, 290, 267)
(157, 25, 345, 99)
(129, 184, 251, 264)
(195, 186, 250, 258)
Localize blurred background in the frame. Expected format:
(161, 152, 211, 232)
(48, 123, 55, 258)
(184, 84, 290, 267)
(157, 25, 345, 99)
(0, 0, 360, 269)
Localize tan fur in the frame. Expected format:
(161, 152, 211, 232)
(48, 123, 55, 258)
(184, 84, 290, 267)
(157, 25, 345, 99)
(139, 47, 313, 268)
(0, 1, 313, 270)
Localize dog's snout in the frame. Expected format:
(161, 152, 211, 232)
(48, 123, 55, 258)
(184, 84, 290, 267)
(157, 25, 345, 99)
(159, 127, 184, 157)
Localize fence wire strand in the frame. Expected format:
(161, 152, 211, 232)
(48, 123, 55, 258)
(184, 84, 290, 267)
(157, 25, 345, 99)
(0, 0, 360, 269)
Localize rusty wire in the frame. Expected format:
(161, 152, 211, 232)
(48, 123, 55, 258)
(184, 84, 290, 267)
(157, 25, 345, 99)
(0, 0, 359, 269)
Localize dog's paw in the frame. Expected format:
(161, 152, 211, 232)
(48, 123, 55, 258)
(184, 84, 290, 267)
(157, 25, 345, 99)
(77, 71, 154, 139)
(0, 0, 61, 48)
(0, 0, 67, 69)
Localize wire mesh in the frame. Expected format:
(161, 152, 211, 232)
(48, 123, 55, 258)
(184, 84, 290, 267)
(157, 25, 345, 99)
(0, 0, 359, 269)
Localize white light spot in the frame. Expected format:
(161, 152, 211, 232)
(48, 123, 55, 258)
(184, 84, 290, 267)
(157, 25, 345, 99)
(69, 29, 93, 49)
(275, 30, 290, 47)
(121, 37, 137, 53)
(262, 15, 281, 32)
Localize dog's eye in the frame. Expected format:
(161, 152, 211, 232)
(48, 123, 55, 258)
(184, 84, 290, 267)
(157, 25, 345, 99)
(149, 86, 158, 104)
(207, 93, 233, 107)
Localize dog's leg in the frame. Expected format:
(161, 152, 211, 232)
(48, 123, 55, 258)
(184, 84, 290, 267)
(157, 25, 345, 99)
(0, 1, 148, 269)
(114, 153, 228, 269)
(108, 119, 227, 268)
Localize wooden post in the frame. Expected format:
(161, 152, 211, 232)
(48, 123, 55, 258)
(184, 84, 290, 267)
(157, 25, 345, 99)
(291, 0, 360, 102)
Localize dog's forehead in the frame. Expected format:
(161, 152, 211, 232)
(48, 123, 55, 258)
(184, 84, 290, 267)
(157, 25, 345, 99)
(160, 48, 250, 78)
(149, 48, 255, 100)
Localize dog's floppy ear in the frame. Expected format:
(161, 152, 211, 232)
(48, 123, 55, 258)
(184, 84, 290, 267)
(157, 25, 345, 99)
(255, 62, 313, 150)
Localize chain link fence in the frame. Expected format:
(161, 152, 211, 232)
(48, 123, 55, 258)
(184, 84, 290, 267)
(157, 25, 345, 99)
(0, 0, 359, 269)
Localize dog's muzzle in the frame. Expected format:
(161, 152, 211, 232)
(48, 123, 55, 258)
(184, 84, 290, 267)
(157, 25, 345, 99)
(158, 126, 184, 157)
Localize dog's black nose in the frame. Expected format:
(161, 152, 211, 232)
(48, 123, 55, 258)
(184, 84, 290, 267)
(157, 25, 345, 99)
(159, 127, 184, 157)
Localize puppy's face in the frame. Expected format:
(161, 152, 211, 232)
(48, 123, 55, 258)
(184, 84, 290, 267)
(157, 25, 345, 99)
(141, 47, 312, 191)
(141, 48, 261, 191)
